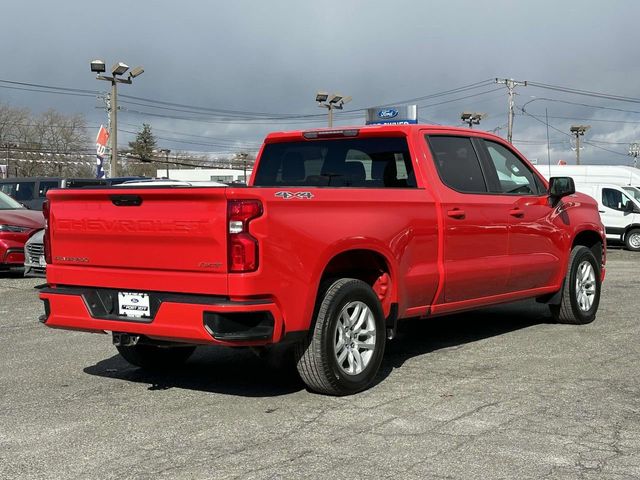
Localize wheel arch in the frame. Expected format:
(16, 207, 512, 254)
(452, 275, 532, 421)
(572, 229, 605, 270)
(317, 247, 398, 319)
(624, 224, 640, 238)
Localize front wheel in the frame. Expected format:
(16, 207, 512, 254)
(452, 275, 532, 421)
(116, 343, 196, 370)
(625, 228, 640, 252)
(295, 278, 386, 396)
(549, 245, 601, 324)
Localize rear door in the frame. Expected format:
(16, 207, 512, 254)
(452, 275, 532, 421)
(425, 134, 510, 303)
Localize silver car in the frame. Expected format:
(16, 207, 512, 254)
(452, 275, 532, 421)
(24, 229, 45, 277)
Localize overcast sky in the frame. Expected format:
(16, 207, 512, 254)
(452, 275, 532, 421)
(1, 0, 639, 164)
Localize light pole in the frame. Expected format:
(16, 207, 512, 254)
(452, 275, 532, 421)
(159, 148, 171, 178)
(570, 125, 590, 165)
(460, 112, 485, 128)
(91, 59, 144, 178)
(628, 143, 640, 167)
(316, 92, 352, 128)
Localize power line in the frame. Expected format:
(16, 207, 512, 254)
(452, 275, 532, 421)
(528, 81, 640, 104)
(0, 84, 97, 98)
(520, 108, 628, 157)
(0, 79, 99, 95)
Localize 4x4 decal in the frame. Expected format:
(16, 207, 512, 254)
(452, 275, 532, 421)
(275, 191, 314, 199)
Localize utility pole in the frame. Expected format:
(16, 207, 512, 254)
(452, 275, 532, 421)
(460, 112, 485, 128)
(91, 60, 144, 177)
(628, 143, 640, 167)
(495, 78, 527, 143)
(570, 125, 590, 165)
(3, 142, 17, 178)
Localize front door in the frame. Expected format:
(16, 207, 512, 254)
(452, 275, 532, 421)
(480, 139, 564, 291)
(599, 187, 637, 238)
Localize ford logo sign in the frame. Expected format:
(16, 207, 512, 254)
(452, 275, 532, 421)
(378, 109, 399, 119)
(131, 298, 139, 303)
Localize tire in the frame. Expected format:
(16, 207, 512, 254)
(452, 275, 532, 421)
(549, 245, 601, 324)
(295, 278, 386, 396)
(625, 228, 640, 252)
(116, 343, 196, 370)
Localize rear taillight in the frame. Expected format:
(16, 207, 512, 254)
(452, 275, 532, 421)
(228, 199, 263, 272)
(42, 200, 51, 264)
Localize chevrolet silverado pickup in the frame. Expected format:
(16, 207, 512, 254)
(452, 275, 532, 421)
(39, 125, 606, 395)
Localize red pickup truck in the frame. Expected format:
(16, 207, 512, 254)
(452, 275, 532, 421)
(39, 125, 605, 395)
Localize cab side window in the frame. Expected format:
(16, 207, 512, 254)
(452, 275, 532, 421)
(602, 188, 634, 211)
(483, 140, 539, 195)
(426, 135, 487, 193)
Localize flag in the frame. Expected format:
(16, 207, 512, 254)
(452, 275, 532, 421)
(96, 125, 109, 178)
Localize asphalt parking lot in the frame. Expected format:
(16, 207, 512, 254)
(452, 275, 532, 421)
(1, 249, 639, 480)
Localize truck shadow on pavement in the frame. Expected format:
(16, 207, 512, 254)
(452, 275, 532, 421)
(83, 299, 552, 397)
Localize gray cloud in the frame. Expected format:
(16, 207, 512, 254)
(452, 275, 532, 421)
(1, 0, 639, 163)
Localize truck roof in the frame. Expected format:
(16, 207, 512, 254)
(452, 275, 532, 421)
(263, 123, 506, 143)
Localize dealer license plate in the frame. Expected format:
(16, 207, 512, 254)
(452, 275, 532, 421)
(118, 292, 151, 319)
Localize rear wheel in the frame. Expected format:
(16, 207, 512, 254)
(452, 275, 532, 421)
(625, 228, 640, 252)
(549, 245, 601, 324)
(116, 343, 196, 370)
(295, 278, 386, 396)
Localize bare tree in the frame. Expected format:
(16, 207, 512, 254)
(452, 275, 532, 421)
(0, 105, 92, 178)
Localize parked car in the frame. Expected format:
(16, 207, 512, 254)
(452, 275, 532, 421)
(0, 176, 148, 210)
(0, 177, 61, 210)
(0, 191, 44, 271)
(39, 125, 605, 395)
(24, 229, 45, 277)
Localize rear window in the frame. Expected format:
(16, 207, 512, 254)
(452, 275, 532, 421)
(426, 136, 487, 193)
(253, 137, 416, 188)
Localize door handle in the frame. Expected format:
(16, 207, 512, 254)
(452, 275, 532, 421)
(598, 210, 605, 213)
(509, 208, 524, 218)
(447, 208, 466, 219)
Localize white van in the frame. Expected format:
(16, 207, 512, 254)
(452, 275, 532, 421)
(537, 164, 640, 189)
(577, 183, 640, 251)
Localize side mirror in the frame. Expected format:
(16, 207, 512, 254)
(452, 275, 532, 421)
(548, 177, 575, 199)
(624, 201, 640, 214)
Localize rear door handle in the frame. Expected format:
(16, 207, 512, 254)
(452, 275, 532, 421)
(447, 208, 466, 219)
(509, 208, 524, 218)
(598, 210, 605, 213)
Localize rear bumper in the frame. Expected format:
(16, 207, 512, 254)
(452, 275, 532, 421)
(39, 285, 285, 346)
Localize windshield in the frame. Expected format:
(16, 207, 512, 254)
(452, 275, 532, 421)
(623, 186, 640, 203)
(0, 191, 23, 210)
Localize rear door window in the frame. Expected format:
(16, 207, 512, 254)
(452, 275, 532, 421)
(426, 135, 487, 193)
(253, 137, 416, 188)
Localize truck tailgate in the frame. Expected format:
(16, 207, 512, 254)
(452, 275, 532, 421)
(47, 187, 229, 293)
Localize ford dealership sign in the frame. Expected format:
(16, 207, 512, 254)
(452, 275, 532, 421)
(366, 105, 417, 125)
(377, 109, 399, 119)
